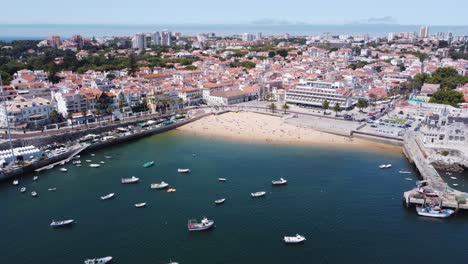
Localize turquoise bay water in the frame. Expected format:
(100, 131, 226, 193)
(1, 131, 468, 264)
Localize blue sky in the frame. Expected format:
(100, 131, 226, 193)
(2, 0, 467, 25)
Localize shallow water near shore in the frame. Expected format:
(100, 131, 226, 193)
(2, 131, 468, 264)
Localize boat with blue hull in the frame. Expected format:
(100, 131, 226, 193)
(416, 206, 455, 218)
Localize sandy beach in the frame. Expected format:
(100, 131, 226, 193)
(177, 112, 402, 153)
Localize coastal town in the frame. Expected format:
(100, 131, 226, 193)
(1, 24, 468, 263)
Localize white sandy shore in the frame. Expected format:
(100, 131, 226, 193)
(178, 112, 401, 153)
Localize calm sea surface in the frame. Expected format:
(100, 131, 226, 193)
(1, 131, 468, 264)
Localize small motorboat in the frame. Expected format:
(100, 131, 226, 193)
(89, 164, 100, 168)
(74, 155, 80, 159)
(12, 180, 19, 186)
(272, 178, 287, 185)
(151, 181, 169, 189)
(187, 217, 214, 231)
(31, 191, 38, 197)
(398, 170, 411, 174)
(84, 256, 113, 264)
(100, 161, 105, 164)
(143, 161, 155, 168)
(104, 156, 112, 159)
(121, 176, 139, 184)
(283, 234, 306, 244)
(178, 168, 190, 173)
(91, 154, 95, 157)
(453, 183, 459, 186)
(218, 178, 227, 182)
(60, 161, 65, 165)
(379, 164, 392, 169)
(50, 219, 74, 227)
(20, 187, 26, 193)
(134, 202, 147, 208)
(251, 191, 266, 197)
(76, 164, 82, 167)
(215, 198, 226, 204)
(48, 188, 57, 191)
(100, 193, 115, 200)
(416, 206, 455, 218)
(450, 177, 457, 180)
(167, 188, 176, 193)
(45, 165, 54, 170)
(167, 261, 179, 264)
(86, 160, 92, 163)
(33, 176, 38, 181)
(73, 160, 81, 164)
(60, 168, 68, 172)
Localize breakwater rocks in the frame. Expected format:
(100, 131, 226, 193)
(432, 162, 465, 173)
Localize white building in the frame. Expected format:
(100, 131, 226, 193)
(54, 91, 87, 117)
(0, 95, 55, 128)
(242, 33, 255, 42)
(132, 33, 146, 50)
(151, 31, 161, 46)
(285, 80, 353, 109)
(161, 31, 172, 46)
(419, 26, 429, 38)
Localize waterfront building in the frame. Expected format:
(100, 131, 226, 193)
(132, 33, 146, 50)
(12, 82, 51, 99)
(54, 91, 88, 117)
(0, 85, 18, 101)
(205, 86, 259, 106)
(0, 95, 55, 128)
(285, 80, 353, 109)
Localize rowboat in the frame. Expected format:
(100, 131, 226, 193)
(251, 191, 266, 197)
(143, 161, 155, 168)
(215, 198, 226, 204)
(50, 219, 74, 227)
(150, 181, 169, 189)
(283, 234, 306, 244)
(177, 168, 190, 173)
(187, 217, 214, 231)
(84, 256, 113, 264)
(100, 193, 115, 200)
(134, 202, 147, 208)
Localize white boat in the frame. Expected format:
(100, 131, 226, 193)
(91, 154, 95, 157)
(45, 165, 54, 170)
(74, 155, 80, 159)
(121, 176, 139, 184)
(134, 202, 147, 208)
(104, 156, 112, 159)
(178, 168, 190, 173)
(379, 164, 392, 169)
(453, 183, 459, 186)
(416, 206, 455, 218)
(272, 178, 287, 185)
(12, 180, 19, 185)
(48, 188, 57, 191)
(251, 191, 266, 197)
(187, 217, 215, 231)
(215, 198, 226, 204)
(76, 164, 82, 167)
(33, 176, 38, 181)
(60, 168, 68, 172)
(150, 181, 169, 189)
(283, 234, 306, 244)
(167, 261, 179, 264)
(450, 177, 457, 180)
(89, 164, 101, 168)
(73, 160, 81, 164)
(84, 256, 113, 264)
(50, 219, 74, 227)
(218, 178, 226, 182)
(100, 161, 105, 164)
(20, 187, 26, 193)
(31, 191, 38, 197)
(60, 161, 65, 165)
(86, 160, 92, 163)
(100, 193, 115, 200)
(398, 171, 411, 174)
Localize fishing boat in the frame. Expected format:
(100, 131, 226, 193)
(218, 178, 226, 182)
(418, 187, 439, 197)
(177, 168, 190, 173)
(12, 180, 19, 185)
(167, 188, 176, 193)
(48, 188, 57, 191)
(416, 206, 455, 218)
(60, 168, 68, 172)
(283, 234, 306, 244)
(121, 176, 139, 184)
(187, 217, 215, 231)
(134, 202, 146, 208)
(84, 256, 113, 264)
(215, 198, 226, 204)
(251, 191, 266, 197)
(89, 164, 101, 168)
(33, 176, 38, 181)
(150, 181, 169, 189)
(272, 178, 287, 185)
(50, 219, 74, 227)
(143, 161, 155, 168)
(398, 170, 411, 174)
(100, 193, 115, 200)
(20, 187, 26, 193)
(31, 191, 38, 197)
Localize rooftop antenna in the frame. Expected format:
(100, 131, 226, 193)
(0, 76, 16, 162)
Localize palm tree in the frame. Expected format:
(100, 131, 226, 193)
(356, 99, 369, 112)
(281, 103, 289, 114)
(268, 103, 277, 113)
(333, 103, 342, 116)
(322, 100, 329, 114)
(81, 109, 88, 127)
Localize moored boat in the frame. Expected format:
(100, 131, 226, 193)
(379, 164, 392, 169)
(215, 198, 226, 204)
(86, 160, 92, 163)
(416, 206, 455, 218)
(20, 187, 26, 193)
(48, 188, 57, 191)
(31, 191, 38, 197)
(100, 161, 105, 164)
(104, 156, 112, 159)
(187, 217, 214, 231)
(12, 180, 19, 185)
(100, 193, 115, 200)
(218, 178, 226, 182)
(251, 191, 266, 197)
(398, 170, 411, 174)
(167, 188, 176, 193)
(84, 256, 113, 264)
(60, 168, 68, 172)
(50, 219, 74, 227)
(272, 178, 287, 185)
(150, 181, 169, 189)
(121, 176, 139, 184)
(45, 165, 54, 170)
(33, 176, 38, 181)
(89, 164, 100, 168)
(283, 234, 306, 244)
(143, 161, 155, 168)
(134, 202, 147, 208)
(177, 168, 190, 173)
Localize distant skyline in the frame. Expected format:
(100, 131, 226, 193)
(2, 0, 468, 26)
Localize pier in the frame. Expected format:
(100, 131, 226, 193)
(34, 144, 89, 173)
(403, 131, 468, 210)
